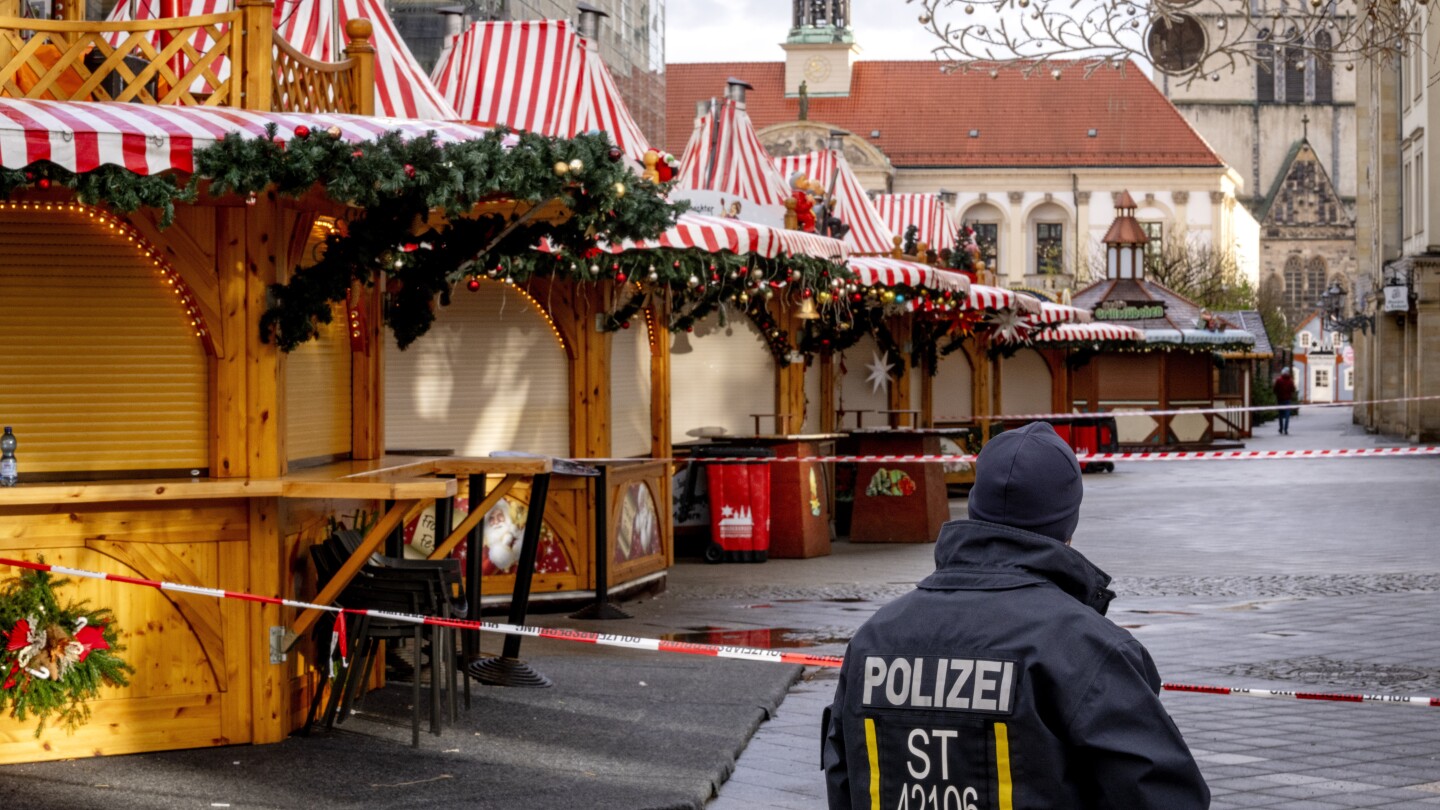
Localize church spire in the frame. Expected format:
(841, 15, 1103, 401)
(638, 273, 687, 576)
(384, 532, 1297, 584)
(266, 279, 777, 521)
(790, 0, 853, 43)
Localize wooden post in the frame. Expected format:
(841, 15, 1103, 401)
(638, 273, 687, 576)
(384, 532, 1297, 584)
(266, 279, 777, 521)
(889, 316, 912, 426)
(971, 338, 994, 440)
(649, 298, 672, 461)
(343, 18, 375, 116)
(819, 352, 836, 433)
(351, 281, 384, 459)
(212, 209, 248, 478)
(775, 302, 806, 435)
(236, 0, 275, 111)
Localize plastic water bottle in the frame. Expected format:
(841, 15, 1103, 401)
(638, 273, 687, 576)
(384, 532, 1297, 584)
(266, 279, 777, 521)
(0, 427, 16, 487)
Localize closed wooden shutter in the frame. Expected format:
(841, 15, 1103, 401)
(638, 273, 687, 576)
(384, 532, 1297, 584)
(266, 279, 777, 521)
(385, 282, 571, 457)
(1001, 349, 1053, 416)
(284, 302, 352, 464)
(610, 321, 652, 457)
(670, 317, 775, 443)
(934, 351, 974, 422)
(0, 209, 208, 474)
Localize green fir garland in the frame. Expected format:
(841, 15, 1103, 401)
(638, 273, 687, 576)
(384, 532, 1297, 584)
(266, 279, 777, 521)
(0, 565, 132, 738)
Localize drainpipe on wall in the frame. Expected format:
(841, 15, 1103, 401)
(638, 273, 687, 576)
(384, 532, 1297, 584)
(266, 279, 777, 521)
(1072, 173, 1081, 282)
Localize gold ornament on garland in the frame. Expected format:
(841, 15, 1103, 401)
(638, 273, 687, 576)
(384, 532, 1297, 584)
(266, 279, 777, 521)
(0, 565, 131, 737)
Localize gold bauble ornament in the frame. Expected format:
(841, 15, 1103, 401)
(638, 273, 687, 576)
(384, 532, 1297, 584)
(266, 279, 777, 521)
(568, 159, 585, 173)
(554, 161, 570, 176)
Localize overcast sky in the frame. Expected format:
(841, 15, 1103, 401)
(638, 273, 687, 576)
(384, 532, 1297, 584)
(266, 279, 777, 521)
(665, 0, 942, 64)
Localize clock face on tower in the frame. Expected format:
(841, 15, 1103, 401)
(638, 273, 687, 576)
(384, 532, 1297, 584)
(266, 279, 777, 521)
(804, 55, 832, 82)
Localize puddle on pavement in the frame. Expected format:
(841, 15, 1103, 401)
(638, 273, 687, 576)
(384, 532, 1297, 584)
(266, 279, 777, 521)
(1124, 610, 1197, 616)
(663, 627, 852, 648)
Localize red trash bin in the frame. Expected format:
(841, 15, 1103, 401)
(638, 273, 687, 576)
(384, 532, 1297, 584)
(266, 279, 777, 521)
(700, 448, 773, 563)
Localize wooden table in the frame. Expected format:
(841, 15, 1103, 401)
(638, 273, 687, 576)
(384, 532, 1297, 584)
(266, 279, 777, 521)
(845, 428, 972, 544)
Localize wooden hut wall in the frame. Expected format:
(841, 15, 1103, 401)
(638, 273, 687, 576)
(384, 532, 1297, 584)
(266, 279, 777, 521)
(669, 318, 775, 442)
(999, 349, 1053, 417)
(609, 320, 653, 457)
(384, 281, 571, 457)
(0, 206, 209, 475)
(803, 359, 823, 433)
(933, 350, 975, 424)
(284, 301, 353, 465)
(1167, 353, 1216, 444)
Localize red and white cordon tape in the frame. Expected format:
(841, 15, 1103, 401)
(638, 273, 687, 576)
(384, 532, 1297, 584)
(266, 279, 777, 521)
(3, 557, 1437, 709)
(597, 446, 1440, 465)
(934, 392, 1440, 424)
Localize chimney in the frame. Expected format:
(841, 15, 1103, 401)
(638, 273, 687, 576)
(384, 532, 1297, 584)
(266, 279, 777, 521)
(576, 2, 607, 43)
(436, 6, 467, 67)
(725, 77, 753, 107)
(695, 98, 713, 123)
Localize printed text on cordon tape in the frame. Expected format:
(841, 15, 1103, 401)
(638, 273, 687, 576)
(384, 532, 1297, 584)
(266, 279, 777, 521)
(577, 447, 1440, 465)
(2, 557, 1437, 709)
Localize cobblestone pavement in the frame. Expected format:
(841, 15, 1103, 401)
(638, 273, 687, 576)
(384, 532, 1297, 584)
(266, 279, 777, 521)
(619, 407, 1440, 808)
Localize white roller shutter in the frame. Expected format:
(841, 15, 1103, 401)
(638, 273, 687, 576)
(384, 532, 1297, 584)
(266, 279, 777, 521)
(285, 302, 352, 463)
(1001, 349, 1053, 416)
(670, 315, 775, 443)
(934, 351, 975, 422)
(610, 320, 653, 457)
(385, 282, 571, 457)
(0, 209, 208, 474)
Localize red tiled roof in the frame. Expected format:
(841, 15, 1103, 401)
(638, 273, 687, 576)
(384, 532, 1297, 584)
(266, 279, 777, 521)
(665, 60, 1223, 169)
(1072, 278, 1240, 332)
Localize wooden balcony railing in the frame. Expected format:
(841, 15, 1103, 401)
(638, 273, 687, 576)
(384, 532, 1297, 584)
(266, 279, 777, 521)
(0, 0, 373, 114)
(271, 19, 373, 116)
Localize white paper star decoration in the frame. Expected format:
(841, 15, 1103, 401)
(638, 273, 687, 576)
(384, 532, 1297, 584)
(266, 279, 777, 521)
(865, 350, 894, 395)
(988, 310, 1030, 344)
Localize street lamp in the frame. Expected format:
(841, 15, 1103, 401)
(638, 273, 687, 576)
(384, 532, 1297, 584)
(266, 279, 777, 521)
(1318, 282, 1374, 337)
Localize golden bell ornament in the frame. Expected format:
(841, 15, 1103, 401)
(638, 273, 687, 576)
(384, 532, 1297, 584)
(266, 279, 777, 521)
(798, 297, 820, 320)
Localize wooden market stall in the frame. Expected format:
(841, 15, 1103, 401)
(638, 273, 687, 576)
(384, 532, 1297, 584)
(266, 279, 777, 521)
(1069, 193, 1256, 446)
(0, 0, 682, 763)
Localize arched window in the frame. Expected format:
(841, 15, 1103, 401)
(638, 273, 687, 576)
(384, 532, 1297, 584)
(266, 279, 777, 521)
(1284, 45, 1305, 103)
(1313, 31, 1334, 104)
(1256, 43, 1275, 103)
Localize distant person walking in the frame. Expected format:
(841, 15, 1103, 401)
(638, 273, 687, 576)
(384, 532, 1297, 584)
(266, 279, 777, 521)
(1274, 367, 1297, 435)
(823, 422, 1210, 809)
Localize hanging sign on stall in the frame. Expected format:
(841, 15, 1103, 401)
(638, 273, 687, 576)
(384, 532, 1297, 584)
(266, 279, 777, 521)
(1093, 300, 1167, 320)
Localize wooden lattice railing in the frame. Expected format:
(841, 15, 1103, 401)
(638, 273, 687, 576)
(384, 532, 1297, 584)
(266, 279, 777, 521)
(0, 13, 243, 106)
(271, 18, 372, 116)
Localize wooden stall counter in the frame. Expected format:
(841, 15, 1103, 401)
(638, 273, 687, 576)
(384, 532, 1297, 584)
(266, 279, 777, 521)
(678, 434, 839, 559)
(845, 427, 973, 544)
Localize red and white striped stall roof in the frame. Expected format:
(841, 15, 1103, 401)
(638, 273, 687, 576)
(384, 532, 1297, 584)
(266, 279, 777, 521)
(610, 212, 845, 261)
(772, 151, 894, 256)
(675, 99, 791, 208)
(968, 283, 1039, 313)
(873, 193, 958, 253)
(106, 0, 457, 120)
(1030, 301, 1093, 325)
(1032, 322, 1145, 344)
(848, 257, 968, 293)
(431, 20, 651, 163)
(0, 98, 488, 174)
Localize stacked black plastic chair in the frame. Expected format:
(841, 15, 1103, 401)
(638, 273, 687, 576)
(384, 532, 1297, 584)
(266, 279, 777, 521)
(309, 529, 467, 747)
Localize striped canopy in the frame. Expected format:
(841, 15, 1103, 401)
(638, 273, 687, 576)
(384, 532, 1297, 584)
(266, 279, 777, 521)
(431, 20, 651, 163)
(0, 98, 488, 174)
(675, 98, 792, 209)
(968, 283, 1028, 312)
(106, 0, 457, 120)
(1029, 301, 1093, 325)
(609, 212, 845, 261)
(873, 193, 958, 254)
(773, 151, 894, 255)
(1032, 322, 1145, 344)
(848, 257, 967, 293)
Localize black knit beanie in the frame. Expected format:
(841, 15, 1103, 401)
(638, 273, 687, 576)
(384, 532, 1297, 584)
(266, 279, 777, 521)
(967, 421, 1083, 543)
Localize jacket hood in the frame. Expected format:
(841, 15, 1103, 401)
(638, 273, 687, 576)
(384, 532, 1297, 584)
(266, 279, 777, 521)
(919, 519, 1116, 615)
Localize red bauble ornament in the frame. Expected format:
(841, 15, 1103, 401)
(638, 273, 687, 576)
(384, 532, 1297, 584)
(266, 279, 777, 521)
(404, 164, 416, 179)
(272, 136, 286, 150)
(294, 125, 310, 139)
(621, 321, 631, 329)
(37, 178, 50, 190)
(615, 272, 627, 283)
(351, 149, 364, 158)
(608, 147, 623, 162)
(802, 288, 813, 298)
(467, 278, 482, 292)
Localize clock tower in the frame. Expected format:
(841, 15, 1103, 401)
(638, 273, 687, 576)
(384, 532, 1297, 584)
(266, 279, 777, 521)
(782, 0, 858, 98)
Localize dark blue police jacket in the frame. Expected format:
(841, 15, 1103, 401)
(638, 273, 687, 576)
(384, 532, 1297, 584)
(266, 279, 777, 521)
(822, 519, 1210, 810)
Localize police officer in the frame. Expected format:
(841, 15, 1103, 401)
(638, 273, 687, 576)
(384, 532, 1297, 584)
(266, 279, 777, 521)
(823, 422, 1209, 809)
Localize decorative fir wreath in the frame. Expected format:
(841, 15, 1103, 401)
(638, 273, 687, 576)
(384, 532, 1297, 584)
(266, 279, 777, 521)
(0, 566, 131, 737)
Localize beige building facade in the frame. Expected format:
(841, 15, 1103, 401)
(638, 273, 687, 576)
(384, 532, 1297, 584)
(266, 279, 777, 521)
(1354, 35, 1440, 440)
